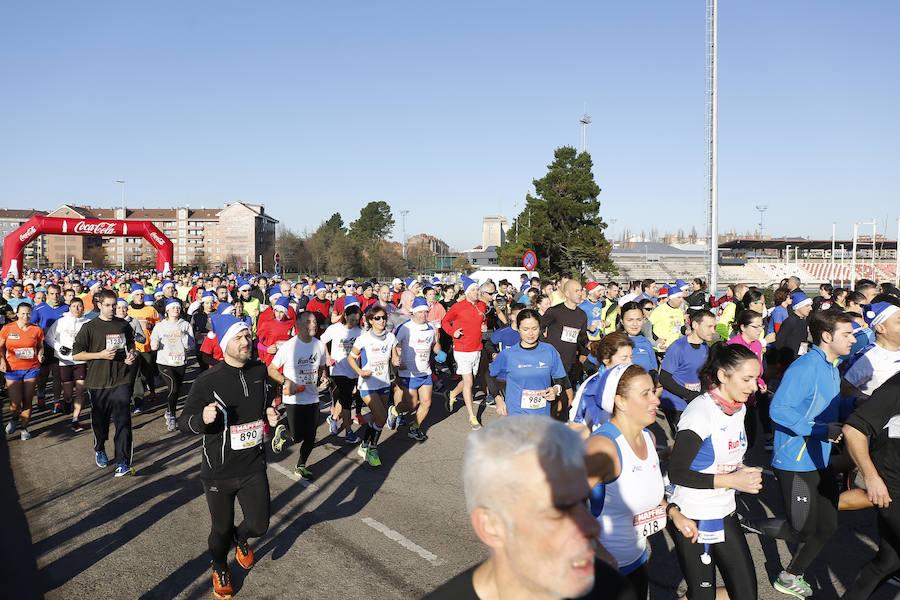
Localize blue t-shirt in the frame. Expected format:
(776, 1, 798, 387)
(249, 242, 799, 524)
(578, 299, 604, 341)
(31, 302, 69, 331)
(490, 326, 521, 354)
(8, 297, 33, 311)
(489, 342, 567, 417)
(630, 335, 658, 374)
(659, 336, 709, 411)
(767, 305, 788, 335)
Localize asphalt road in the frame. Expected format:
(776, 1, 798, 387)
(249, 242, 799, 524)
(1, 366, 898, 600)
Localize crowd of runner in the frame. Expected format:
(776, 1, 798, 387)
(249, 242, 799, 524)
(3, 268, 900, 599)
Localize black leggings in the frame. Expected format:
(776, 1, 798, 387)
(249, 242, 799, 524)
(203, 470, 270, 571)
(668, 512, 756, 600)
(158, 364, 186, 415)
(282, 403, 319, 467)
(625, 561, 649, 600)
(844, 499, 900, 600)
(765, 467, 839, 575)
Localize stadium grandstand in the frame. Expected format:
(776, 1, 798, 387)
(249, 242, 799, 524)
(602, 239, 898, 287)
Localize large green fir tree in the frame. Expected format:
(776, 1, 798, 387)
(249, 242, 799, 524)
(498, 146, 614, 278)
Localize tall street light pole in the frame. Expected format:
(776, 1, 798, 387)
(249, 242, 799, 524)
(400, 210, 409, 261)
(115, 179, 126, 271)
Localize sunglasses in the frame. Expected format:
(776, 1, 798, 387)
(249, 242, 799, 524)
(369, 315, 386, 321)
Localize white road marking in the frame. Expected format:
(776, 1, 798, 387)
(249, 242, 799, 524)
(268, 462, 319, 490)
(361, 517, 445, 566)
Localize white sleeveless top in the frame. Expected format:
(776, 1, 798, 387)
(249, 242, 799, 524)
(593, 423, 665, 569)
(669, 392, 747, 520)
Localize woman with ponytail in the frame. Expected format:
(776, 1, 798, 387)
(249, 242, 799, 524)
(666, 342, 763, 600)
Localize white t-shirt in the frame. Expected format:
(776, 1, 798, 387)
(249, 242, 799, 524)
(669, 392, 747, 520)
(395, 320, 436, 378)
(45, 313, 89, 366)
(844, 342, 900, 396)
(352, 329, 397, 391)
(320, 323, 362, 379)
(151, 319, 195, 367)
(271, 337, 327, 405)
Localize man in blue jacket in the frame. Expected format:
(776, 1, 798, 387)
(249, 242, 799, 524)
(768, 309, 856, 598)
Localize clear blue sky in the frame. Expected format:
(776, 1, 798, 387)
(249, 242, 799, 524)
(2, 1, 898, 251)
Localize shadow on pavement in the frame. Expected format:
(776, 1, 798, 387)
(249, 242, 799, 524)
(0, 427, 44, 599)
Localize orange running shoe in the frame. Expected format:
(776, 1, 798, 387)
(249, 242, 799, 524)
(234, 537, 254, 570)
(212, 568, 233, 599)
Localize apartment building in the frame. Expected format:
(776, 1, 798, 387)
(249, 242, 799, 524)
(40, 202, 278, 271)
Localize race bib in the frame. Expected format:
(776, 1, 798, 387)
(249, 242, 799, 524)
(885, 415, 900, 439)
(106, 333, 126, 351)
(521, 389, 547, 410)
(633, 506, 666, 538)
(716, 463, 740, 474)
(369, 359, 388, 377)
(298, 370, 316, 385)
(415, 350, 430, 370)
(697, 518, 725, 544)
(229, 420, 264, 450)
(168, 352, 185, 366)
(560, 326, 579, 343)
(8, 333, 20, 340)
(14, 347, 35, 360)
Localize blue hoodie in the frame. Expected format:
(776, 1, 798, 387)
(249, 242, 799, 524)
(770, 345, 856, 472)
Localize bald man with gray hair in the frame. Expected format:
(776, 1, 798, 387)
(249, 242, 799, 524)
(423, 416, 633, 600)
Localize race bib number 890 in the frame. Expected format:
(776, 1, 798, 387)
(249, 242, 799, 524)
(229, 420, 264, 450)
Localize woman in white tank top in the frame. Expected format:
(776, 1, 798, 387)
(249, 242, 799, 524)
(585, 363, 696, 599)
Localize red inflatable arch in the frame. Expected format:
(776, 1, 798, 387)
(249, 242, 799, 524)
(2, 216, 174, 279)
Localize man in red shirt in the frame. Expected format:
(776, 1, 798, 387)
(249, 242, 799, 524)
(391, 278, 404, 307)
(441, 275, 486, 431)
(330, 278, 363, 323)
(306, 282, 331, 334)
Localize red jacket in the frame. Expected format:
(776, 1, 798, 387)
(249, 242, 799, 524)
(256, 317, 295, 366)
(442, 300, 486, 352)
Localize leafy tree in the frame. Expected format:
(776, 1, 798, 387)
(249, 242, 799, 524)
(349, 201, 394, 247)
(498, 146, 614, 278)
(452, 255, 474, 274)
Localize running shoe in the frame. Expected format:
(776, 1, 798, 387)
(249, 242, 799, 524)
(53, 402, 63, 414)
(294, 464, 314, 480)
(397, 412, 408, 426)
(20, 429, 32, 441)
(114, 462, 134, 477)
(212, 568, 233, 600)
(445, 390, 458, 413)
(408, 426, 427, 442)
(365, 447, 382, 467)
(71, 420, 85, 433)
(344, 430, 360, 445)
(483, 395, 496, 406)
(233, 536, 254, 570)
(356, 442, 368, 459)
(354, 413, 367, 426)
(95, 450, 109, 468)
(132, 403, 142, 415)
(271, 423, 288, 453)
(37, 396, 46, 409)
(327, 415, 339, 436)
(386, 405, 399, 430)
(5, 419, 16, 435)
(164, 411, 177, 432)
(469, 416, 482, 431)
(773, 571, 813, 598)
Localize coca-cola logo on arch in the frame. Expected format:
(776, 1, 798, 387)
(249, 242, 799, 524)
(18, 226, 37, 242)
(148, 232, 165, 246)
(73, 221, 118, 235)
